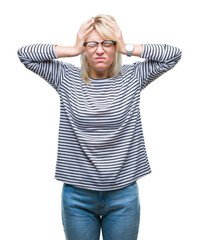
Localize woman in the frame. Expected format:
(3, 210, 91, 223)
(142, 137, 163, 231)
(17, 14, 182, 240)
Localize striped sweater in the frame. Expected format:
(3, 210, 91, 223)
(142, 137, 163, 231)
(17, 43, 182, 191)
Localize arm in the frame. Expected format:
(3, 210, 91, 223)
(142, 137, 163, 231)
(103, 17, 143, 57)
(55, 18, 95, 58)
(104, 17, 182, 90)
(133, 44, 182, 90)
(17, 43, 65, 91)
(17, 18, 95, 90)
(54, 45, 80, 58)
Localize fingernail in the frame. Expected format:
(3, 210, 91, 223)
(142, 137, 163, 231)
(105, 16, 111, 20)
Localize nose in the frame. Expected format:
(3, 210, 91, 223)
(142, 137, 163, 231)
(96, 43, 105, 54)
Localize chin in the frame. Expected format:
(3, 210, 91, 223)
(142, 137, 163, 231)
(94, 63, 110, 70)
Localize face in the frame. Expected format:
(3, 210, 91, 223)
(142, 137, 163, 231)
(84, 30, 116, 78)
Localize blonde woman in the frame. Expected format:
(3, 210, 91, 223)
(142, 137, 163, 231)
(17, 14, 182, 240)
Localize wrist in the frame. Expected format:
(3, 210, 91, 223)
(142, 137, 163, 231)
(125, 43, 135, 57)
(119, 42, 127, 55)
(73, 46, 83, 56)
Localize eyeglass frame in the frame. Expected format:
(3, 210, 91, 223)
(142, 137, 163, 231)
(83, 40, 116, 48)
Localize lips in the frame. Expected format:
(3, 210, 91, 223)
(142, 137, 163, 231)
(95, 57, 105, 60)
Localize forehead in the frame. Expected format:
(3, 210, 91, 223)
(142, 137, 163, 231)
(85, 30, 104, 42)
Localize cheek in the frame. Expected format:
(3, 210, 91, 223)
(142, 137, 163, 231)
(107, 50, 116, 63)
(86, 52, 94, 64)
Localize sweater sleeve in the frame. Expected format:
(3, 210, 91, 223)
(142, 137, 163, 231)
(134, 44, 182, 91)
(17, 43, 67, 92)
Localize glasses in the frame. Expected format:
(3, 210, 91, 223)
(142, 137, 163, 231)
(83, 40, 116, 49)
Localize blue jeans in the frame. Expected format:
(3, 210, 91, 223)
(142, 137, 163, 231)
(61, 182, 140, 240)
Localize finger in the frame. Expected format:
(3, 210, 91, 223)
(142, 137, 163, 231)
(104, 16, 118, 27)
(79, 20, 94, 36)
(105, 20, 119, 32)
(104, 16, 113, 23)
(84, 25, 94, 35)
(104, 17, 120, 29)
(105, 23, 117, 33)
(82, 18, 94, 29)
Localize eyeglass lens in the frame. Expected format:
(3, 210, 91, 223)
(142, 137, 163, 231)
(85, 40, 115, 48)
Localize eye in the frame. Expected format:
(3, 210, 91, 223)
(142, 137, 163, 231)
(102, 40, 115, 47)
(86, 42, 97, 48)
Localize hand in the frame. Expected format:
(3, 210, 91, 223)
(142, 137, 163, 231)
(104, 17, 126, 54)
(74, 18, 95, 55)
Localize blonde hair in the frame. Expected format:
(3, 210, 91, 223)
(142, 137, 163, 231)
(80, 14, 122, 84)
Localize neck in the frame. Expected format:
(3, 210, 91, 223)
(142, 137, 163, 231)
(90, 68, 109, 79)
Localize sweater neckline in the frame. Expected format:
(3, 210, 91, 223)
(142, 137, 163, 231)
(89, 76, 114, 82)
(89, 77, 110, 80)
(88, 76, 115, 86)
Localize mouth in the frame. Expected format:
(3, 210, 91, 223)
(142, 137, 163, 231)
(95, 57, 106, 60)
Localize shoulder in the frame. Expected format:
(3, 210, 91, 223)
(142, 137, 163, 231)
(60, 61, 79, 71)
(57, 61, 80, 76)
(121, 62, 141, 76)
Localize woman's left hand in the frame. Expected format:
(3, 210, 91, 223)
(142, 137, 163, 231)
(104, 17, 126, 54)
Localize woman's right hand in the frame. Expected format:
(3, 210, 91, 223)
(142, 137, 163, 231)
(55, 18, 94, 58)
(74, 18, 95, 55)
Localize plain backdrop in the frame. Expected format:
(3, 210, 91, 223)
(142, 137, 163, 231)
(1, 0, 199, 239)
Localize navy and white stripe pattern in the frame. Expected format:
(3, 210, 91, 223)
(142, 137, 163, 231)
(17, 43, 182, 191)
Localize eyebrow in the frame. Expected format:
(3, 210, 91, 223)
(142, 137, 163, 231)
(86, 39, 105, 42)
